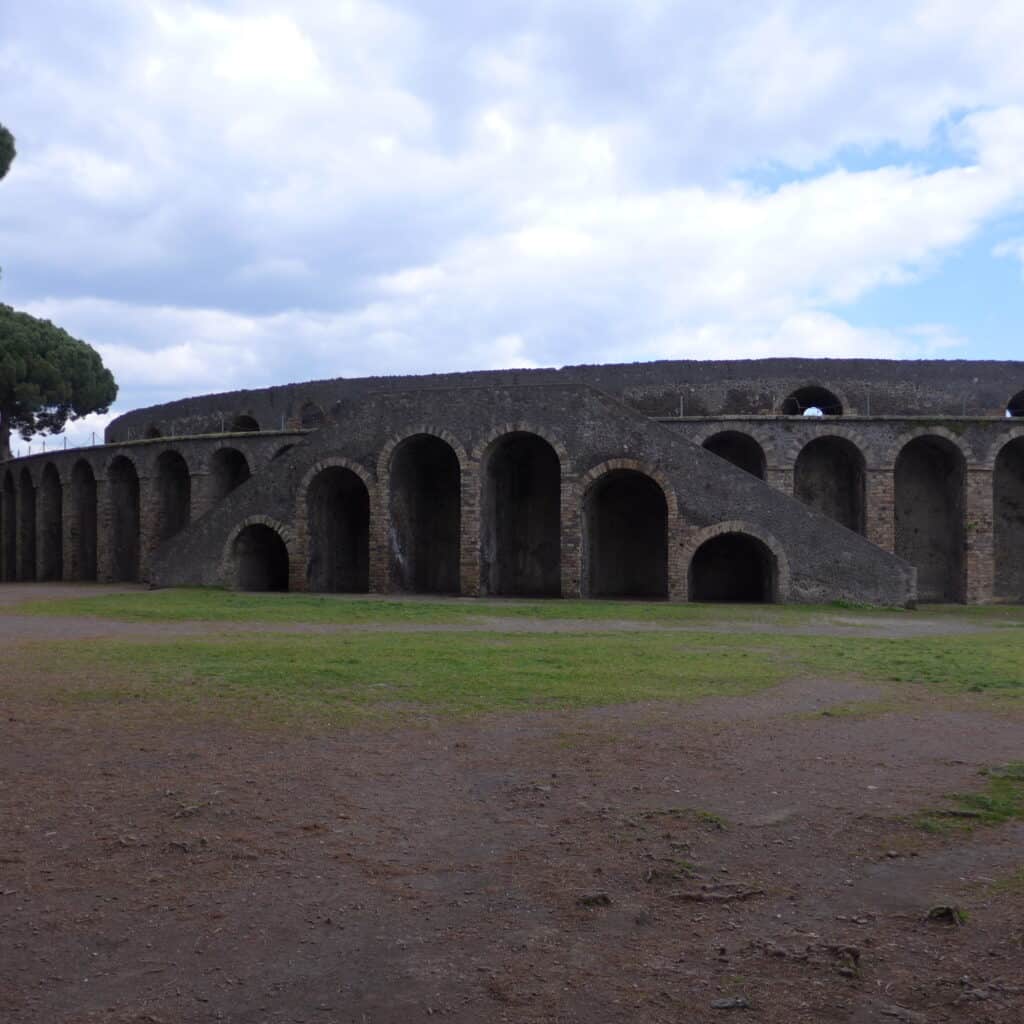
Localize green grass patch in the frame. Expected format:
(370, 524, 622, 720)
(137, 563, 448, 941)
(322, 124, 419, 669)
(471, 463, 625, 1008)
(5, 622, 1022, 727)
(0, 586, 929, 627)
(917, 763, 1024, 833)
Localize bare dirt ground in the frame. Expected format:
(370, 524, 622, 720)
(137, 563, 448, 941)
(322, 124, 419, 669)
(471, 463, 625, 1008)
(1, 589, 1023, 1023)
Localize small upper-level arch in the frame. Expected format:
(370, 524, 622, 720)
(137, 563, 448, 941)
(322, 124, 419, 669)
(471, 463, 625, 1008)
(781, 384, 845, 417)
(299, 400, 326, 429)
(230, 414, 260, 433)
(1007, 390, 1024, 418)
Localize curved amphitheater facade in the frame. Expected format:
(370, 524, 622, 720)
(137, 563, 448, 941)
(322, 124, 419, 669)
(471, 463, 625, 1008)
(3, 358, 1024, 606)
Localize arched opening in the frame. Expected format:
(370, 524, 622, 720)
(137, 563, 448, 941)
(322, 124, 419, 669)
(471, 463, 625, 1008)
(71, 460, 98, 581)
(1, 472, 16, 581)
(583, 469, 668, 599)
(482, 432, 561, 597)
(144, 425, 162, 439)
(794, 437, 866, 534)
(895, 436, 965, 602)
(994, 437, 1024, 601)
(782, 386, 843, 416)
(156, 451, 191, 542)
(108, 457, 141, 582)
(233, 524, 289, 591)
(210, 448, 251, 501)
(300, 401, 325, 429)
(231, 414, 260, 433)
(18, 469, 36, 581)
(38, 464, 63, 581)
(701, 432, 766, 479)
(689, 532, 776, 603)
(1007, 391, 1024, 418)
(306, 467, 370, 593)
(389, 434, 461, 594)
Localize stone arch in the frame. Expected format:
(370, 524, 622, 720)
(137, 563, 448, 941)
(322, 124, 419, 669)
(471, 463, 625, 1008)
(230, 414, 260, 433)
(385, 432, 462, 594)
(224, 516, 295, 592)
(885, 425, 972, 469)
(701, 431, 767, 479)
(682, 521, 791, 603)
(581, 463, 670, 599)
(1007, 390, 1024, 418)
(979, 426, 1024, 470)
(107, 455, 141, 582)
(144, 424, 162, 439)
(71, 459, 98, 581)
(18, 467, 36, 581)
(793, 436, 866, 534)
(479, 431, 562, 597)
(209, 446, 251, 501)
(156, 450, 191, 542)
(303, 461, 372, 593)
(38, 462, 64, 581)
(2, 470, 17, 581)
(895, 435, 966, 603)
(781, 384, 846, 416)
(994, 436, 1024, 602)
(299, 400, 325, 429)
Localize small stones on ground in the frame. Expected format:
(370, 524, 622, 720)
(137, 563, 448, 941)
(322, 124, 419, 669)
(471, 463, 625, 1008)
(711, 996, 750, 1010)
(576, 891, 612, 907)
(925, 904, 967, 926)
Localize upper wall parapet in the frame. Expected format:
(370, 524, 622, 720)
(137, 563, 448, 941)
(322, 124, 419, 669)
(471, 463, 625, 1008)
(105, 358, 1024, 443)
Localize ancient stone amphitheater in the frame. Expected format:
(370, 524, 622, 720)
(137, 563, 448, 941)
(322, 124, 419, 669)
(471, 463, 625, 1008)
(2, 358, 1023, 606)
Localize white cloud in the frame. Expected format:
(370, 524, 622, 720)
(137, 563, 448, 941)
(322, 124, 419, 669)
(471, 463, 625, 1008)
(4, 0, 1024, 426)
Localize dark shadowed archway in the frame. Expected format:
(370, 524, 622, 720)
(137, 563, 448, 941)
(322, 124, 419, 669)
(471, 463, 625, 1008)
(794, 437, 866, 534)
(231, 414, 260, 433)
(233, 524, 289, 591)
(300, 401, 325, 429)
(306, 467, 370, 593)
(895, 436, 965, 602)
(701, 431, 766, 479)
(108, 457, 141, 582)
(995, 437, 1024, 601)
(210, 448, 251, 501)
(71, 460, 98, 581)
(584, 469, 668, 598)
(18, 469, 36, 581)
(482, 432, 561, 596)
(2, 472, 16, 581)
(689, 532, 776, 602)
(156, 451, 191, 542)
(1007, 391, 1024, 418)
(389, 434, 461, 594)
(782, 386, 843, 416)
(38, 463, 64, 581)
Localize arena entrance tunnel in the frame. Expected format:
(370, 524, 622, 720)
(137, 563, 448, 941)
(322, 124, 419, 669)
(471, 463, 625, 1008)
(306, 466, 370, 593)
(388, 433, 461, 594)
(895, 435, 965, 603)
(583, 469, 668, 599)
(689, 532, 777, 603)
(232, 523, 289, 591)
(481, 432, 561, 597)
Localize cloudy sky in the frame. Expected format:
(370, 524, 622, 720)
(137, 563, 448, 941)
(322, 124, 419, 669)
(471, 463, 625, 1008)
(3, 1, 1024, 448)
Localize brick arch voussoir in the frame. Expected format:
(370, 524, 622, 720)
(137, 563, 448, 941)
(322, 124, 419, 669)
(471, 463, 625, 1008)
(103, 451, 143, 481)
(789, 428, 872, 470)
(681, 520, 792, 602)
(576, 458, 680, 520)
(472, 423, 571, 475)
(689, 425, 777, 469)
(887, 426, 973, 469)
(198, 441, 258, 476)
(376, 426, 471, 484)
(220, 514, 297, 585)
(982, 425, 1024, 470)
(296, 456, 377, 521)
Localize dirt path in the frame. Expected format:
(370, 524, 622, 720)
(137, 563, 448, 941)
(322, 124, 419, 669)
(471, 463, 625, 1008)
(1, 607, 1023, 1023)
